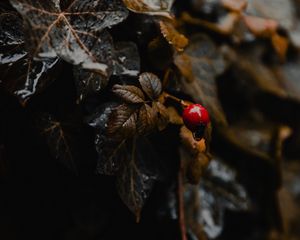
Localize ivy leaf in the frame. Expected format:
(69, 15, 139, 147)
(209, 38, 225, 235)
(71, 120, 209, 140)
(86, 102, 126, 175)
(95, 134, 126, 175)
(174, 34, 227, 126)
(138, 72, 162, 100)
(122, 0, 174, 18)
(35, 113, 80, 174)
(0, 11, 60, 104)
(159, 20, 188, 52)
(10, 0, 128, 74)
(116, 137, 159, 221)
(112, 84, 145, 103)
(113, 41, 140, 77)
(72, 30, 114, 102)
(15, 58, 60, 102)
(0, 11, 24, 47)
(88, 105, 163, 219)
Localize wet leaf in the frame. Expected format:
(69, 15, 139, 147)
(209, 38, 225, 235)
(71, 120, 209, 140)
(95, 134, 126, 175)
(1, 55, 60, 104)
(10, 0, 128, 74)
(0, 11, 24, 47)
(36, 113, 79, 173)
(0, 13, 58, 103)
(112, 84, 145, 103)
(116, 137, 159, 221)
(113, 41, 140, 77)
(159, 20, 188, 52)
(72, 30, 114, 102)
(122, 0, 174, 18)
(0, 11, 60, 104)
(87, 102, 126, 174)
(138, 72, 162, 100)
(174, 34, 227, 126)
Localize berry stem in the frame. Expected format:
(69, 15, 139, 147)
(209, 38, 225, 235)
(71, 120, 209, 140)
(162, 92, 190, 108)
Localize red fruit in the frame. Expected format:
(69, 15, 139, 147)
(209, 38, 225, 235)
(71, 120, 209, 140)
(182, 104, 210, 131)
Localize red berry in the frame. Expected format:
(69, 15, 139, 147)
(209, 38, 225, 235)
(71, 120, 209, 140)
(182, 104, 210, 132)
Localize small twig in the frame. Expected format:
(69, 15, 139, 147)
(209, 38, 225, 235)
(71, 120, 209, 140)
(163, 92, 190, 108)
(178, 158, 187, 240)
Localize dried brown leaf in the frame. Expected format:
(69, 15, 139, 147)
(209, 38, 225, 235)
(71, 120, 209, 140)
(138, 72, 162, 100)
(152, 101, 169, 130)
(122, 0, 174, 18)
(180, 126, 211, 184)
(112, 84, 145, 103)
(107, 104, 138, 137)
(137, 104, 157, 134)
(159, 20, 188, 52)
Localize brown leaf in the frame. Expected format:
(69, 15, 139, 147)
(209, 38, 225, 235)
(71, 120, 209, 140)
(152, 101, 169, 130)
(137, 104, 157, 134)
(107, 104, 138, 137)
(138, 72, 162, 100)
(181, 11, 239, 35)
(180, 126, 211, 184)
(112, 84, 145, 103)
(159, 20, 188, 52)
(122, 0, 174, 18)
(180, 126, 207, 154)
(271, 33, 289, 62)
(10, 0, 128, 75)
(165, 106, 183, 125)
(174, 34, 227, 126)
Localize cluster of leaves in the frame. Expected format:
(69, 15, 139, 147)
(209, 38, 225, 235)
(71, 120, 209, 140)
(2, 0, 300, 239)
(0, 0, 191, 222)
